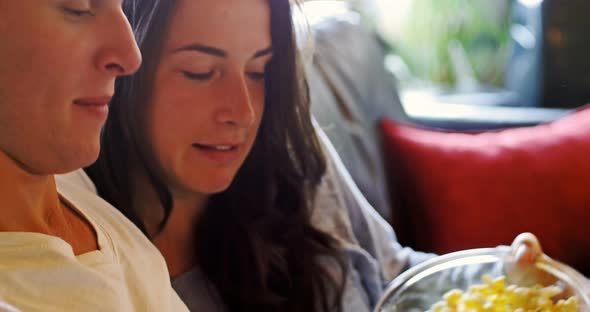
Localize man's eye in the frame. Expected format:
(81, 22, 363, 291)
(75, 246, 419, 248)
(63, 7, 94, 17)
(182, 70, 215, 81)
(247, 72, 266, 82)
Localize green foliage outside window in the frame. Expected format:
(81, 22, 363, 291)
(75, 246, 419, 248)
(362, 0, 512, 88)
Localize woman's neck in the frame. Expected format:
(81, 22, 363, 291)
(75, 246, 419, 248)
(155, 194, 208, 279)
(133, 174, 208, 278)
(0, 150, 61, 232)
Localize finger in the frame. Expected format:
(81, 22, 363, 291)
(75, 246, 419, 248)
(511, 232, 543, 264)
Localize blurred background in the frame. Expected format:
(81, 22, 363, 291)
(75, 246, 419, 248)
(306, 0, 590, 109)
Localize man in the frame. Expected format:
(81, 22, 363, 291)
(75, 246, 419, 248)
(0, 1, 187, 310)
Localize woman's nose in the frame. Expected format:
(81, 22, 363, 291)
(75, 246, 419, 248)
(215, 77, 257, 128)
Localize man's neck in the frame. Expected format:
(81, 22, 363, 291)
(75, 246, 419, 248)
(0, 151, 99, 255)
(0, 150, 61, 233)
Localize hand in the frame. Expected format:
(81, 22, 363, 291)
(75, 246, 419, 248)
(507, 232, 590, 303)
(505, 233, 552, 287)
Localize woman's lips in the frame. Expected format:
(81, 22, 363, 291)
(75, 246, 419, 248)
(192, 143, 241, 163)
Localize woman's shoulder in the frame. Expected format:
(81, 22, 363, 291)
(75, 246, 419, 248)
(172, 268, 226, 312)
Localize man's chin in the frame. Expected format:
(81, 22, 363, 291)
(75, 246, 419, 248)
(52, 145, 101, 175)
(0, 140, 100, 176)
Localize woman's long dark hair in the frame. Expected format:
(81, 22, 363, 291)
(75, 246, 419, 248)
(86, 0, 347, 311)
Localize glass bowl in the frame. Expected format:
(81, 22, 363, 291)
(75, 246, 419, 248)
(374, 247, 590, 312)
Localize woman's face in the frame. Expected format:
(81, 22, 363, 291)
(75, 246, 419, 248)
(148, 0, 272, 197)
(0, 0, 141, 174)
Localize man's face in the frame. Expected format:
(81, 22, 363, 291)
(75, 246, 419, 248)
(0, 0, 141, 174)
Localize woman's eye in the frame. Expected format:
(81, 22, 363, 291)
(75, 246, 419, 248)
(247, 72, 266, 82)
(63, 7, 94, 17)
(181, 70, 215, 81)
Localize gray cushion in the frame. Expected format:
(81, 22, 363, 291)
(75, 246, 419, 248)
(307, 8, 408, 221)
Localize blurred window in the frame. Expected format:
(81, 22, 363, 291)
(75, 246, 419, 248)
(363, 0, 590, 109)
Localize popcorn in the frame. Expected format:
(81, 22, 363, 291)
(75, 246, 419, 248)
(428, 275, 579, 312)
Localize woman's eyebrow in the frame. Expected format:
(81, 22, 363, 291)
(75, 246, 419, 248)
(252, 47, 273, 59)
(172, 43, 227, 58)
(171, 44, 272, 60)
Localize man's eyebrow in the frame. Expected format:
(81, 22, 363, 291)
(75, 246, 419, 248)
(252, 47, 273, 59)
(172, 43, 227, 57)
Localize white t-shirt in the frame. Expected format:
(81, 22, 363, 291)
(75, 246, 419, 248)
(0, 170, 188, 312)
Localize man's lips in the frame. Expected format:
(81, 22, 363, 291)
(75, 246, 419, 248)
(73, 95, 113, 120)
(73, 95, 113, 107)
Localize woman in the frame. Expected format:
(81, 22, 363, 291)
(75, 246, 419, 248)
(82, 0, 562, 311)
(86, 0, 347, 311)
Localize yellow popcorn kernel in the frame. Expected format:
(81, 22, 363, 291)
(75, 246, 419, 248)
(427, 275, 579, 312)
(443, 289, 464, 307)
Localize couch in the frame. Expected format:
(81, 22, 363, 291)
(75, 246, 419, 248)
(304, 1, 590, 275)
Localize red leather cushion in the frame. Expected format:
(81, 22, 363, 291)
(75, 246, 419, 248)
(380, 106, 590, 274)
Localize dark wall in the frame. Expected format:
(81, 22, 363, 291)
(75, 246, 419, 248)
(541, 0, 590, 108)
